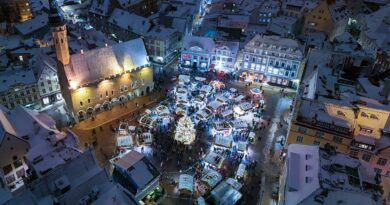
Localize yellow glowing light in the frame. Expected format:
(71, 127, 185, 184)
(69, 81, 78, 90)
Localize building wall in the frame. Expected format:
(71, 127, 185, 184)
(302, 1, 334, 36)
(287, 98, 390, 177)
(67, 67, 154, 117)
(240, 50, 301, 87)
(0, 0, 32, 23)
(180, 51, 211, 71)
(0, 84, 40, 109)
(0, 133, 29, 187)
(37, 71, 61, 106)
(211, 46, 237, 72)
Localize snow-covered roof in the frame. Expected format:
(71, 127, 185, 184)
(182, 36, 215, 53)
(201, 168, 222, 188)
(302, 49, 390, 111)
(283, 144, 383, 205)
(244, 34, 303, 59)
(0, 105, 80, 176)
(217, 14, 250, 30)
(210, 181, 242, 205)
(361, 3, 390, 54)
(178, 174, 194, 192)
(0, 69, 37, 92)
(89, 0, 111, 16)
(114, 150, 160, 194)
(15, 14, 48, 36)
(108, 8, 151, 35)
(65, 38, 148, 87)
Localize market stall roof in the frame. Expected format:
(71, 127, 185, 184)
(128, 126, 136, 132)
(200, 85, 213, 93)
(195, 76, 207, 82)
(238, 102, 253, 111)
(179, 174, 194, 192)
(156, 105, 170, 116)
(211, 181, 242, 205)
(207, 101, 223, 111)
(221, 109, 233, 118)
(216, 95, 229, 104)
(236, 141, 247, 152)
(213, 121, 232, 131)
(204, 152, 225, 168)
(215, 135, 233, 148)
(196, 109, 211, 120)
(117, 135, 133, 147)
(236, 163, 246, 178)
(234, 95, 245, 102)
(232, 120, 248, 130)
(225, 178, 242, 190)
(229, 88, 237, 93)
(201, 168, 223, 188)
(179, 74, 191, 83)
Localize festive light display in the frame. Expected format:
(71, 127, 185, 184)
(174, 115, 196, 145)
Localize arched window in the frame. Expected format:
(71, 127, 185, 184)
(370, 114, 378, 120)
(361, 112, 368, 118)
(337, 110, 345, 117)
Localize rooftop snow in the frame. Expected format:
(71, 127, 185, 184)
(65, 38, 148, 87)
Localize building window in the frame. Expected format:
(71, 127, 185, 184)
(362, 154, 371, 162)
(370, 114, 378, 120)
(332, 136, 342, 144)
(111, 90, 114, 95)
(297, 126, 307, 134)
(43, 97, 49, 105)
(315, 131, 324, 138)
(313, 140, 320, 145)
(386, 171, 390, 177)
(296, 136, 303, 143)
(377, 158, 387, 166)
(374, 168, 382, 174)
(88, 99, 91, 104)
(106, 91, 108, 97)
(42, 89, 46, 94)
(80, 101, 83, 106)
(349, 150, 358, 158)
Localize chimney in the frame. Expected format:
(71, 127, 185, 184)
(380, 79, 390, 101)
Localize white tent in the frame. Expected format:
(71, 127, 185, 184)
(179, 174, 194, 193)
(116, 135, 133, 147)
(215, 135, 233, 148)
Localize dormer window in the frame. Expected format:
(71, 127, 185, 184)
(370, 114, 378, 120)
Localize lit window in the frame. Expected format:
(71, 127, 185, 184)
(43, 97, 49, 105)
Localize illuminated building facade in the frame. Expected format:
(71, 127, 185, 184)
(180, 36, 215, 72)
(49, 0, 153, 120)
(239, 34, 303, 87)
(287, 49, 390, 177)
(0, 0, 32, 24)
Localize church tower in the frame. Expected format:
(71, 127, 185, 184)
(49, 0, 70, 65)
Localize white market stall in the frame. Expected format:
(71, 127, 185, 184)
(116, 135, 134, 149)
(204, 152, 225, 169)
(195, 109, 212, 123)
(235, 163, 246, 180)
(207, 100, 223, 113)
(156, 105, 170, 117)
(139, 132, 153, 145)
(236, 141, 247, 153)
(212, 121, 232, 136)
(234, 102, 253, 116)
(201, 168, 223, 189)
(178, 174, 194, 195)
(178, 75, 191, 84)
(214, 135, 233, 149)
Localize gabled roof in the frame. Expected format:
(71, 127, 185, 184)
(64, 38, 149, 87)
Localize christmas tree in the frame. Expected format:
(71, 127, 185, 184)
(174, 115, 196, 145)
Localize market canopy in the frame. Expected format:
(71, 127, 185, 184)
(201, 168, 222, 188)
(178, 174, 194, 192)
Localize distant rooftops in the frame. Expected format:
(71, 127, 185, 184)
(302, 49, 390, 111)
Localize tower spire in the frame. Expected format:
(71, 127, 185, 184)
(48, 0, 65, 27)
